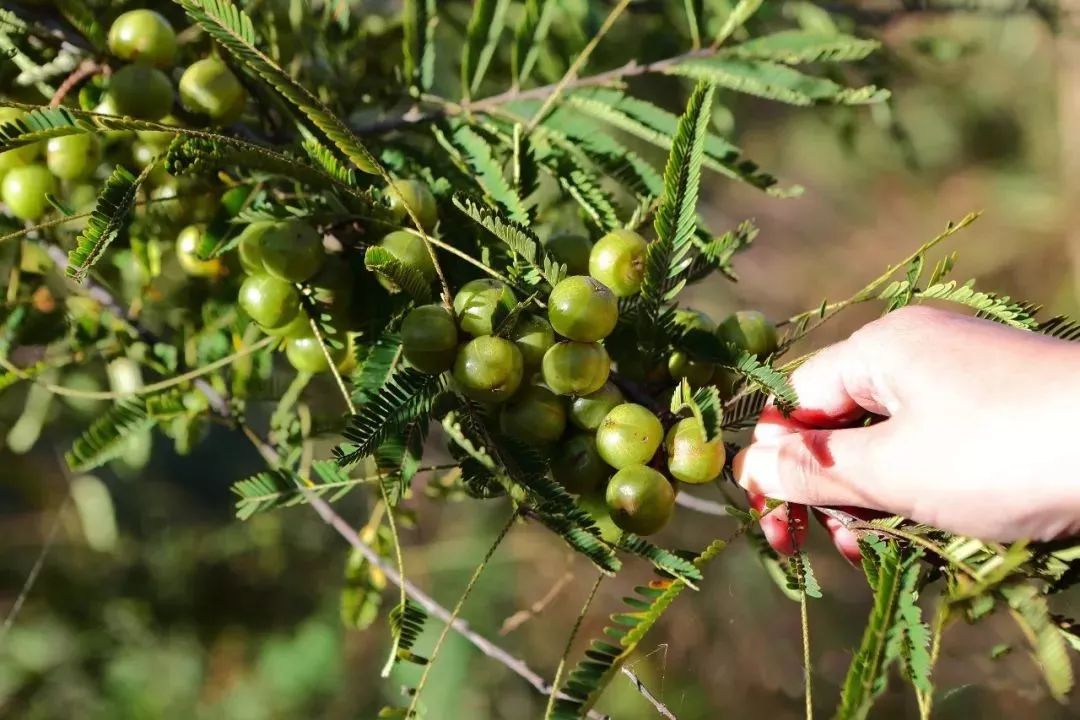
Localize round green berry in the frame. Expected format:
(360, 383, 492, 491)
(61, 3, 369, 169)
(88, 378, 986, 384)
(605, 465, 675, 536)
(260, 220, 325, 283)
(179, 57, 247, 125)
(175, 225, 223, 277)
(0, 109, 41, 180)
(2, 164, 55, 221)
(500, 384, 567, 446)
(285, 335, 349, 374)
(239, 274, 300, 329)
(453, 279, 517, 337)
(552, 434, 611, 495)
(453, 336, 524, 404)
(378, 230, 435, 287)
(235, 221, 275, 275)
(548, 275, 618, 342)
(665, 417, 726, 485)
(510, 315, 555, 369)
(589, 228, 648, 297)
(110, 64, 175, 121)
(568, 381, 624, 432)
(401, 304, 458, 374)
(387, 179, 438, 231)
(541, 341, 610, 397)
(716, 310, 778, 358)
(108, 9, 177, 68)
(544, 233, 592, 276)
(46, 133, 102, 181)
(595, 403, 663, 469)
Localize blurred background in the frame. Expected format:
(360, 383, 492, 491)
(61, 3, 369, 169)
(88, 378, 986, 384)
(4, 2, 1080, 719)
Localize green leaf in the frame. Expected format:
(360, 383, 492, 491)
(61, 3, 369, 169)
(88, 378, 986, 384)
(617, 535, 702, 587)
(916, 281, 1037, 330)
(0, 106, 92, 152)
(461, 0, 511, 98)
(636, 81, 714, 357)
(54, 0, 106, 50)
(549, 537, 734, 719)
(384, 599, 429, 675)
(1001, 582, 1074, 702)
(670, 378, 723, 442)
(66, 163, 154, 283)
(403, 0, 437, 92)
(561, 89, 785, 194)
(1038, 315, 1080, 343)
(335, 368, 444, 466)
(666, 58, 890, 106)
(713, 0, 764, 46)
(341, 526, 392, 631)
(834, 538, 924, 720)
(177, 0, 380, 175)
(724, 30, 880, 64)
(364, 246, 433, 303)
(352, 328, 404, 406)
(538, 150, 620, 231)
(66, 399, 155, 472)
(433, 123, 530, 223)
(231, 461, 364, 520)
(512, 0, 556, 86)
(452, 193, 565, 286)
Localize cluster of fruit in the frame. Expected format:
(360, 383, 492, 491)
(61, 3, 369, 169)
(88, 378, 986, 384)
(394, 226, 779, 537)
(0, 9, 245, 235)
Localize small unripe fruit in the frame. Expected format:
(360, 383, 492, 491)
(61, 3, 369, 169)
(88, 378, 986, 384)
(285, 335, 349, 374)
(108, 9, 177, 68)
(235, 221, 274, 275)
(605, 465, 675, 536)
(239, 274, 300, 329)
(401, 304, 458, 374)
(595, 403, 663, 469)
(577, 491, 623, 543)
(175, 225, 223, 277)
(716, 310, 778, 358)
(548, 275, 618, 342)
(569, 381, 624, 432)
(1, 165, 55, 221)
(589, 228, 648, 297)
(544, 233, 592, 276)
(453, 336, 524, 404)
(500, 385, 567, 445)
(110, 64, 175, 120)
(453, 279, 517, 336)
(665, 418, 726, 484)
(541, 342, 610, 397)
(46, 133, 102, 181)
(260, 220, 324, 282)
(387, 179, 438, 231)
(262, 311, 312, 339)
(378, 230, 436, 287)
(552, 434, 610, 494)
(180, 57, 248, 125)
(510, 315, 555, 369)
(0, 109, 42, 179)
(668, 351, 714, 387)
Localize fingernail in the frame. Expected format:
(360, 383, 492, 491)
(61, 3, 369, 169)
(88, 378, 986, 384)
(734, 441, 781, 497)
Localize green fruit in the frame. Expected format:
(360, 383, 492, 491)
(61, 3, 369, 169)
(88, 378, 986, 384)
(544, 233, 592, 276)
(577, 491, 622, 543)
(262, 311, 312, 339)
(665, 417, 726, 485)
(235, 221, 275, 275)
(605, 465, 675, 536)
(260, 220, 324, 282)
(541, 342, 610, 397)
(453, 336, 524, 404)
(510, 314, 554, 369)
(239, 274, 300, 329)
(589, 228, 647, 297)
(108, 9, 177, 68)
(175, 225, 223, 277)
(716, 310, 778, 358)
(668, 351, 714, 387)
(552, 434, 610, 495)
(179, 57, 247, 125)
(401, 304, 458, 374)
(453, 279, 517, 336)
(500, 385, 567, 445)
(712, 367, 738, 400)
(0, 109, 42, 179)
(2, 165, 55, 221)
(130, 141, 170, 186)
(674, 308, 716, 334)
(387, 179, 438, 231)
(110, 64, 175, 120)
(378, 230, 435, 287)
(285, 335, 349, 374)
(45, 133, 102, 181)
(548, 275, 618, 342)
(568, 381, 624, 431)
(595, 403, 663, 469)
(92, 95, 135, 145)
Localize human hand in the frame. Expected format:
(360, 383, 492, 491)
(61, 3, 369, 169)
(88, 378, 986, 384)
(733, 306, 1080, 560)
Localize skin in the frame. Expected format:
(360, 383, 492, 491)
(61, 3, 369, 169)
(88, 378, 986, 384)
(734, 307, 1080, 561)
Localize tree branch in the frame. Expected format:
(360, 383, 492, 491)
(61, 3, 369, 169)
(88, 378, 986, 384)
(620, 666, 678, 719)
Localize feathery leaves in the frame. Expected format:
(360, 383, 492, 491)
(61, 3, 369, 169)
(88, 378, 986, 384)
(66, 399, 154, 472)
(66, 163, 153, 283)
(667, 58, 889, 106)
(335, 368, 444, 466)
(364, 246, 434, 303)
(453, 193, 565, 286)
(231, 461, 363, 520)
(724, 30, 880, 64)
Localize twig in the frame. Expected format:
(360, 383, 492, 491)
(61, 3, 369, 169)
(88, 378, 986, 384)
(500, 569, 574, 635)
(673, 492, 730, 516)
(49, 59, 102, 107)
(620, 666, 678, 719)
(544, 571, 605, 718)
(0, 491, 70, 648)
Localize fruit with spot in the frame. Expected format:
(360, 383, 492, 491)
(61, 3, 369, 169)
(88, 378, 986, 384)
(541, 341, 610, 397)
(239, 274, 300, 329)
(605, 465, 675, 536)
(589, 228, 647, 297)
(547, 275, 618, 342)
(499, 385, 567, 445)
(453, 336, 524, 403)
(595, 403, 663, 469)
(453, 279, 517, 336)
(665, 417, 726, 484)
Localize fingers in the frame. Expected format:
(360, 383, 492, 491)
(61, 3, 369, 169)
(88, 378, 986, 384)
(748, 492, 808, 556)
(733, 424, 905, 514)
(784, 336, 892, 426)
(813, 507, 881, 565)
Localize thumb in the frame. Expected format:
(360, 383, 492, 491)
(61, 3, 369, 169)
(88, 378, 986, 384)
(733, 424, 907, 514)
